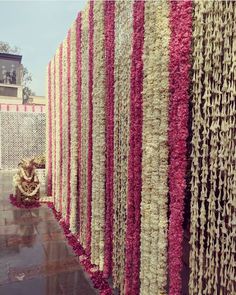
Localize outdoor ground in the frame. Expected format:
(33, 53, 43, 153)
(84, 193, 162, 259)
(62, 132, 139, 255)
(0, 171, 96, 295)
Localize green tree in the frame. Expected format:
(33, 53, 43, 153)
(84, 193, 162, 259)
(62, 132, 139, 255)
(0, 41, 35, 101)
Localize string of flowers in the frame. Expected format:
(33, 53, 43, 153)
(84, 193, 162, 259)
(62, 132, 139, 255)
(76, 12, 82, 237)
(104, 0, 115, 279)
(124, 1, 144, 294)
(91, 0, 105, 270)
(59, 43, 63, 214)
(168, 1, 192, 294)
(86, 0, 94, 256)
(66, 29, 72, 226)
(190, 1, 236, 294)
(69, 22, 78, 234)
(140, 1, 170, 294)
(113, 1, 132, 292)
(55, 48, 60, 212)
(62, 38, 69, 220)
(9, 194, 40, 209)
(45, 62, 52, 196)
(80, 4, 90, 248)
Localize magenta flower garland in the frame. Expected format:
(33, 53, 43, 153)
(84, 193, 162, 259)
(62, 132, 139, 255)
(9, 194, 41, 209)
(59, 43, 63, 213)
(53, 57, 57, 203)
(66, 30, 72, 226)
(46, 201, 113, 295)
(103, 0, 115, 279)
(168, 1, 192, 294)
(76, 12, 82, 237)
(86, 0, 94, 256)
(124, 1, 144, 294)
(47, 61, 52, 196)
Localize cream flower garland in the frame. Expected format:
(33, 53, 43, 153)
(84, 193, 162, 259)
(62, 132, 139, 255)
(91, 0, 105, 270)
(45, 63, 51, 195)
(190, 1, 236, 294)
(140, 1, 170, 294)
(80, 5, 89, 248)
(50, 58, 55, 201)
(113, 1, 132, 292)
(62, 37, 69, 220)
(55, 48, 60, 212)
(69, 21, 78, 234)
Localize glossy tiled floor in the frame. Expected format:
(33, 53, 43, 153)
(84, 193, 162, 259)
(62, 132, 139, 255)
(0, 171, 97, 295)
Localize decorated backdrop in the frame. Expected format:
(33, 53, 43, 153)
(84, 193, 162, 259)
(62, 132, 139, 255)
(46, 1, 235, 294)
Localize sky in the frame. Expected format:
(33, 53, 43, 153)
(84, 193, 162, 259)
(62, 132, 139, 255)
(0, 0, 87, 96)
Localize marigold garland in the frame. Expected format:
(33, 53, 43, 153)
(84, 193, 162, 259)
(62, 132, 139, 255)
(113, 1, 132, 292)
(91, 0, 106, 270)
(124, 1, 144, 294)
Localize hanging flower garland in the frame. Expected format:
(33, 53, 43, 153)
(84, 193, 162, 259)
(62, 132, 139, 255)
(62, 37, 69, 220)
(76, 12, 82, 237)
(189, 1, 236, 294)
(55, 48, 61, 212)
(45, 62, 52, 196)
(112, 1, 133, 292)
(103, 0, 115, 279)
(80, 4, 90, 248)
(59, 43, 63, 214)
(168, 1, 192, 294)
(140, 1, 170, 294)
(85, 0, 94, 256)
(124, 1, 145, 294)
(90, 0, 106, 270)
(69, 21, 78, 234)
(66, 29, 72, 226)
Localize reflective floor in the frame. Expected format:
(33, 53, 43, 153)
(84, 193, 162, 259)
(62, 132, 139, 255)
(0, 171, 96, 295)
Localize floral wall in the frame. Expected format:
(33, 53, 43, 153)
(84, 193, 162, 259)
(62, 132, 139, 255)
(45, 1, 235, 294)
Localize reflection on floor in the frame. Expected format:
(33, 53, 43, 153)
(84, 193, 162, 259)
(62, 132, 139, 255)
(0, 171, 96, 295)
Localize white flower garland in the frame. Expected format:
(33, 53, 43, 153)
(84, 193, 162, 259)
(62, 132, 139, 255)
(91, 0, 106, 270)
(80, 4, 89, 248)
(69, 21, 78, 234)
(140, 1, 170, 294)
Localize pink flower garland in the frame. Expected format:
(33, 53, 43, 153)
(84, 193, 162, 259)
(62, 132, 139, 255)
(46, 201, 113, 294)
(47, 61, 52, 196)
(86, 0, 94, 256)
(9, 194, 40, 209)
(76, 12, 82, 237)
(124, 1, 144, 294)
(53, 57, 56, 203)
(168, 1, 192, 294)
(66, 30, 72, 226)
(104, 0, 115, 279)
(59, 43, 63, 213)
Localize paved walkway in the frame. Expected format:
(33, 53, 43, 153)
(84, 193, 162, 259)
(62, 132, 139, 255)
(0, 171, 96, 295)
